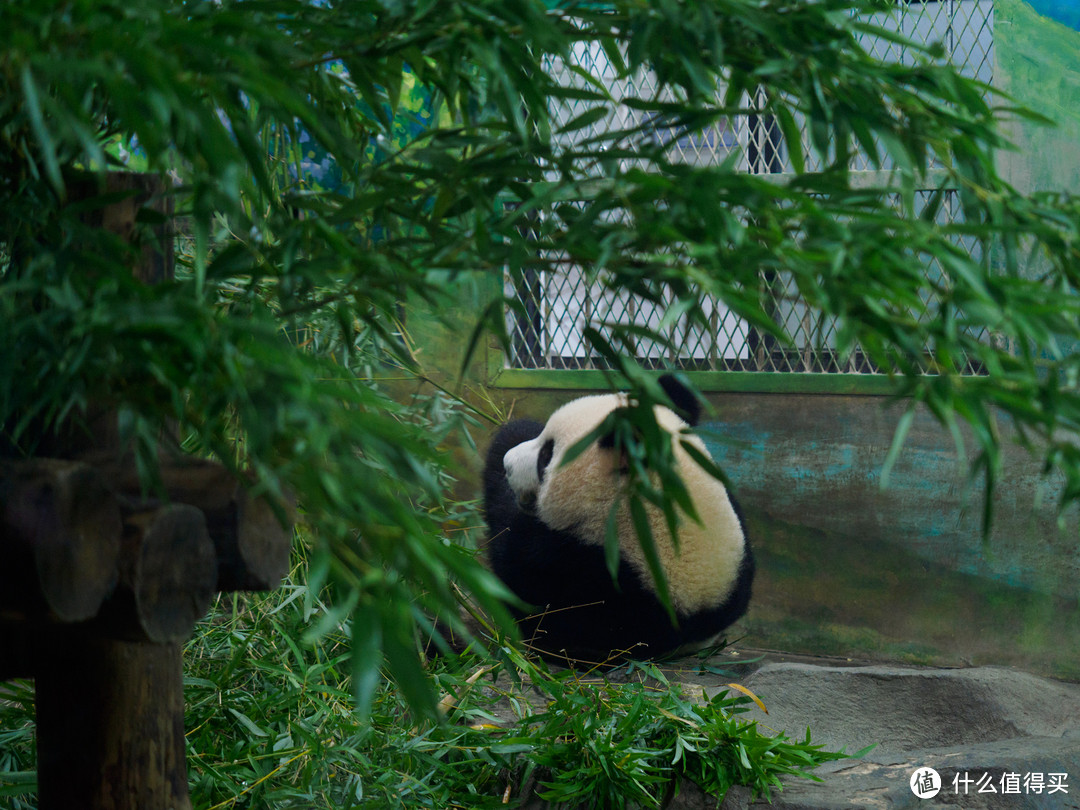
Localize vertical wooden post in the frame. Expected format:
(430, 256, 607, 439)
(35, 634, 191, 810)
(32, 172, 193, 810)
(69, 170, 175, 284)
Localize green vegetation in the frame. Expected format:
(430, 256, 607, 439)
(4, 552, 853, 808)
(4, 0, 1080, 716)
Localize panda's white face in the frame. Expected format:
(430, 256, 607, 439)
(501, 433, 550, 513)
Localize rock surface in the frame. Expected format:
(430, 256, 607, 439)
(485, 651, 1080, 809)
(697, 662, 1080, 809)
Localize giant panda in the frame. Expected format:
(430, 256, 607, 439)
(483, 374, 753, 665)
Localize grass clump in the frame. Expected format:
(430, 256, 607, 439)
(519, 665, 845, 808)
(0, 556, 849, 808)
(0, 680, 35, 810)
(183, 553, 854, 809)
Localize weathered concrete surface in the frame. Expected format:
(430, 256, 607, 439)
(693, 662, 1080, 810)
(700, 392, 1080, 682)
(735, 507, 1080, 684)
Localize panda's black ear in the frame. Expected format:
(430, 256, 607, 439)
(659, 373, 701, 426)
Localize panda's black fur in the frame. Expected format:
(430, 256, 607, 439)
(483, 375, 754, 665)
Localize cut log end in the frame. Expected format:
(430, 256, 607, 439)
(231, 489, 293, 590)
(101, 455, 294, 592)
(119, 504, 218, 644)
(1, 459, 122, 622)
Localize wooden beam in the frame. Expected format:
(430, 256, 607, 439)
(101, 455, 293, 591)
(103, 504, 218, 643)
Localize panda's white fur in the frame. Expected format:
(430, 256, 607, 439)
(502, 392, 746, 615)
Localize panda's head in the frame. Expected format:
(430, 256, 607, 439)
(503, 392, 624, 526)
(502, 376, 702, 541)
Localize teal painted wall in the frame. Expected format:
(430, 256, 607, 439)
(698, 393, 1080, 679)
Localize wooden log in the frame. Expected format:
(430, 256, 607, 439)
(102, 455, 293, 591)
(99, 504, 218, 644)
(1, 504, 217, 671)
(19, 404, 180, 468)
(224, 482, 295, 591)
(35, 632, 192, 810)
(6, 171, 291, 810)
(0, 459, 122, 622)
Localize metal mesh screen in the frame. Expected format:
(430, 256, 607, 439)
(506, 0, 993, 374)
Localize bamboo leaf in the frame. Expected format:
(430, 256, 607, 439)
(19, 66, 63, 192)
(881, 406, 916, 490)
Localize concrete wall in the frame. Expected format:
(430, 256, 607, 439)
(701, 392, 1080, 679)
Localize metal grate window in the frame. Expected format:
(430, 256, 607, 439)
(506, 1, 993, 374)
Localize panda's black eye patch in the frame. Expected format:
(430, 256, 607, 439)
(537, 439, 554, 483)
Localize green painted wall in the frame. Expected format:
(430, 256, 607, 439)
(997, 0, 1080, 193)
